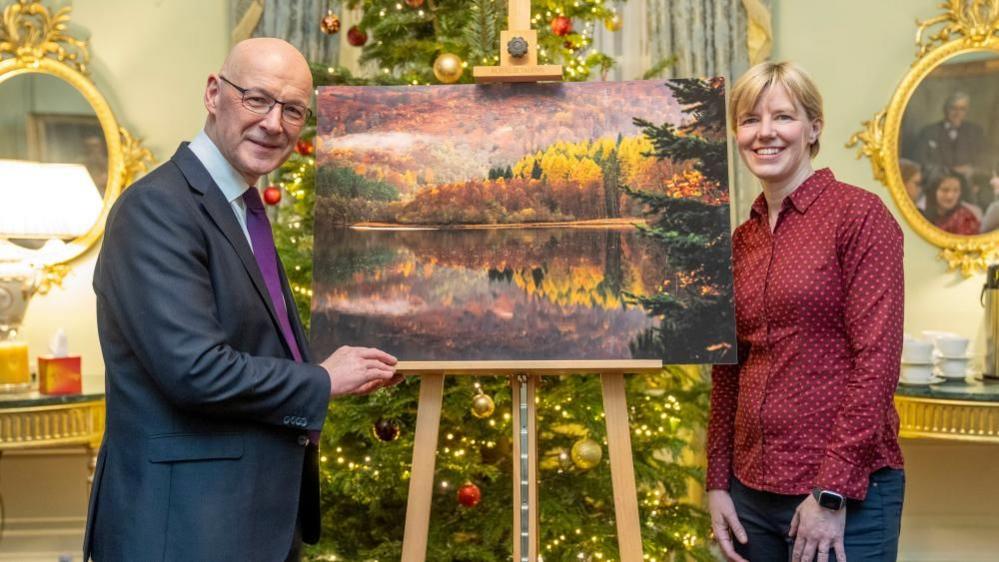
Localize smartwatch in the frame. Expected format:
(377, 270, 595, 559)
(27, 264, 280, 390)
(811, 488, 846, 511)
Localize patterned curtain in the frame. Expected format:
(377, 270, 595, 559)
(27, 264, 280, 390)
(230, 0, 343, 66)
(644, 0, 773, 225)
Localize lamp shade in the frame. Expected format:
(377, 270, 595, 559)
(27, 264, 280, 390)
(0, 159, 103, 239)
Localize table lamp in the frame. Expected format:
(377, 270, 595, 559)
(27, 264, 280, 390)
(0, 160, 102, 392)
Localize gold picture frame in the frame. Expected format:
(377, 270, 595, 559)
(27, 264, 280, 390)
(848, 0, 999, 276)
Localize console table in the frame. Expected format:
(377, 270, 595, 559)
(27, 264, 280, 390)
(895, 379, 999, 443)
(0, 392, 105, 488)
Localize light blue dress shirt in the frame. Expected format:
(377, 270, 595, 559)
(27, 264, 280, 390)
(188, 130, 254, 247)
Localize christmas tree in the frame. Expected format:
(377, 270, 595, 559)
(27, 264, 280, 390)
(268, 4, 720, 561)
(342, 0, 619, 84)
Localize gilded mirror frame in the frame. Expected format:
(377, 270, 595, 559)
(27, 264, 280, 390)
(0, 0, 151, 288)
(849, 0, 999, 277)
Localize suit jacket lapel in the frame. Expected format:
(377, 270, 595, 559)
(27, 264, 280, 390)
(170, 144, 289, 356)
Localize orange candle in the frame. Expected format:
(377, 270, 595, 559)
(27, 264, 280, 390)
(0, 340, 30, 386)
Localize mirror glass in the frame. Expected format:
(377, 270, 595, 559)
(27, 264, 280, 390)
(899, 50, 999, 236)
(0, 73, 107, 254)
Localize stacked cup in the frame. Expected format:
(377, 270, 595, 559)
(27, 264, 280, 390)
(901, 337, 935, 384)
(932, 334, 971, 380)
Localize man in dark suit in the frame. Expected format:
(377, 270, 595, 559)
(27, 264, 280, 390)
(913, 91, 988, 178)
(84, 38, 399, 561)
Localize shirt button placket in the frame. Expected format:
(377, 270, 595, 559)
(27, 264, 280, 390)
(758, 216, 780, 487)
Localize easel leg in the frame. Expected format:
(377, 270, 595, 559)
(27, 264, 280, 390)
(402, 373, 445, 562)
(511, 375, 539, 562)
(601, 372, 644, 562)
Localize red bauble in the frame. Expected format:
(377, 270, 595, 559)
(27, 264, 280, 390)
(347, 26, 368, 47)
(295, 138, 314, 156)
(373, 418, 401, 442)
(263, 186, 282, 206)
(550, 15, 572, 37)
(405, 0, 424, 7)
(457, 482, 481, 508)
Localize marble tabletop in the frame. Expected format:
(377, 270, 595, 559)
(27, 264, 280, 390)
(0, 390, 104, 409)
(896, 376, 999, 402)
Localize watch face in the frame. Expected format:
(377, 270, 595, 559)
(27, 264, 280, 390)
(818, 490, 845, 510)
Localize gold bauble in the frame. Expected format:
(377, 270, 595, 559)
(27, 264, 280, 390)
(604, 13, 623, 32)
(320, 11, 341, 35)
(433, 53, 464, 84)
(570, 438, 603, 470)
(471, 393, 495, 419)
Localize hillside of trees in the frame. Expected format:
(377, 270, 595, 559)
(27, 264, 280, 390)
(316, 133, 727, 226)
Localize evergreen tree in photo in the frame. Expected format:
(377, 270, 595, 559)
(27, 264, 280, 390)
(625, 77, 735, 364)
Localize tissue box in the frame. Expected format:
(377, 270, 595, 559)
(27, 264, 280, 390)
(38, 356, 81, 395)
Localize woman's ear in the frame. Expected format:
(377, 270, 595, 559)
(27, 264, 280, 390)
(809, 118, 823, 145)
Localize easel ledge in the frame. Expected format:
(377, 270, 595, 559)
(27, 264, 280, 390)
(396, 360, 663, 375)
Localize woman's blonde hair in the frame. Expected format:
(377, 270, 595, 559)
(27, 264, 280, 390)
(729, 61, 824, 157)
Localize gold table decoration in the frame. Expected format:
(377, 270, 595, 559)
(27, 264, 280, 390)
(895, 379, 999, 443)
(0, 392, 105, 489)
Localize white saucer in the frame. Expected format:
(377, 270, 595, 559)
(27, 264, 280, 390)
(933, 351, 974, 360)
(899, 375, 945, 386)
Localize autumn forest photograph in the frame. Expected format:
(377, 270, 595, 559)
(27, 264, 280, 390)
(310, 79, 736, 364)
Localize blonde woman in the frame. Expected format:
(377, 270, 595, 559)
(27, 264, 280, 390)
(706, 61, 905, 562)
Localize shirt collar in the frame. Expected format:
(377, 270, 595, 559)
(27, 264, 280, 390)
(749, 168, 835, 218)
(188, 130, 252, 203)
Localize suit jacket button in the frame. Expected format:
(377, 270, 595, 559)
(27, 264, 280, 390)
(297, 435, 309, 446)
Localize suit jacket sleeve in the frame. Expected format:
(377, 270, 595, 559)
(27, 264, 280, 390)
(96, 180, 331, 431)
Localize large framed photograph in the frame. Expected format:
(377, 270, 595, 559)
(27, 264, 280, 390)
(26, 112, 108, 195)
(310, 79, 736, 365)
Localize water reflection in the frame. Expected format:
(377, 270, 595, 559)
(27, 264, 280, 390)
(310, 227, 733, 363)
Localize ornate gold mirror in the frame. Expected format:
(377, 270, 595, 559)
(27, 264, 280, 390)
(0, 0, 150, 277)
(849, 0, 999, 276)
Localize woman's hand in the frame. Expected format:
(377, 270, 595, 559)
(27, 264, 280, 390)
(708, 490, 749, 562)
(789, 494, 846, 562)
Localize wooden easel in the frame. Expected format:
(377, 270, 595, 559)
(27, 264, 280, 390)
(400, 4, 656, 560)
(472, 0, 561, 83)
(399, 361, 661, 562)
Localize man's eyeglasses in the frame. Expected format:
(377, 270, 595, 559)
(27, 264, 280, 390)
(218, 75, 312, 126)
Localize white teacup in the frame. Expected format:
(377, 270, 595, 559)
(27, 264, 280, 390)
(901, 363, 934, 382)
(937, 356, 970, 379)
(922, 330, 959, 343)
(902, 339, 934, 364)
(936, 335, 970, 358)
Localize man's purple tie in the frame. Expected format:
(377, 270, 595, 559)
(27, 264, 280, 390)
(243, 187, 303, 363)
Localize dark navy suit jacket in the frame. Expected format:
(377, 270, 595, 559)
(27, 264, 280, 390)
(84, 144, 330, 561)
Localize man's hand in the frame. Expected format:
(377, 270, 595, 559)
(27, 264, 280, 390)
(321, 346, 399, 396)
(789, 494, 847, 562)
(708, 490, 749, 562)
